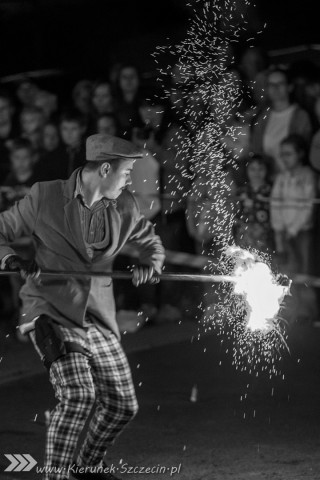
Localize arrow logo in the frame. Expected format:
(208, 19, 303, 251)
(4, 454, 37, 472)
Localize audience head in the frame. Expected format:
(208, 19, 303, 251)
(34, 90, 58, 120)
(280, 134, 307, 171)
(16, 79, 39, 107)
(266, 66, 292, 108)
(59, 110, 86, 148)
(43, 122, 60, 152)
(72, 80, 93, 115)
(240, 47, 268, 81)
(0, 90, 14, 127)
(9, 138, 35, 177)
(117, 64, 140, 99)
(139, 96, 165, 129)
(92, 81, 113, 115)
(246, 154, 269, 185)
(96, 114, 118, 136)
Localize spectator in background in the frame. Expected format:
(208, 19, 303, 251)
(92, 80, 114, 117)
(239, 46, 268, 110)
(35, 110, 86, 181)
(0, 90, 18, 182)
(72, 80, 93, 116)
(16, 79, 39, 108)
(309, 96, 320, 171)
(114, 64, 142, 138)
(96, 113, 118, 136)
(20, 106, 45, 152)
(42, 122, 60, 153)
(234, 154, 273, 253)
(271, 134, 316, 274)
(251, 66, 312, 176)
(0, 138, 37, 338)
(0, 138, 37, 210)
(34, 90, 58, 121)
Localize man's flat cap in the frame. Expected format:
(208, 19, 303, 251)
(86, 134, 143, 161)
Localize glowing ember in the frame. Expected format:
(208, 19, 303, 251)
(227, 246, 291, 333)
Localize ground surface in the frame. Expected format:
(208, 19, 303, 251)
(0, 320, 320, 480)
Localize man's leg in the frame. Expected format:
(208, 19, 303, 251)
(76, 327, 138, 467)
(45, 352, 96, 479)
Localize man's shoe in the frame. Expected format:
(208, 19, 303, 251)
(71, 463, 121, 480)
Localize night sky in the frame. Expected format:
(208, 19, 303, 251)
(0, 0, 318, 78)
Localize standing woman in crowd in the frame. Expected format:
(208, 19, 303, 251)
(251, 66, 312, 176)
(271, 134, 316, 274)
(114, 64, 142, 139)
(234, 154, 273, 254)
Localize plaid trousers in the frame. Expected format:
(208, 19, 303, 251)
(32, 324, 138, 480)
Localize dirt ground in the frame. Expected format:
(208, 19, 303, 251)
(0, 321, 320, 480)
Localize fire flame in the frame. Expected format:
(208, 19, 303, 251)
(227, 246, 290, 333)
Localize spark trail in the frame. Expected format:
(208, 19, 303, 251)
(154, 0, 290, 377)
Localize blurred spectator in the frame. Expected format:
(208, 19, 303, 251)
(187, 161, 236, 259)
(43, 121, 61, 153)
(234, 154, 273, 253)
(251, 66, 313, 176)
(221, 108, 252, 185)
(20, 105, 45, 152)
(72, 80, 93, 116)
(0, 90, 18, 182)
(34, 90, 58, 120)
(309, 96, 320, 171)
(35, 109, 86, 181)
(239, 46, 269, 109)
(92, 80, 114, 116)
(16, 79, 39, 108)
(271, 134, 316, 274)
(0, 138, 37, 211)
(114, 64, 142, 138)
(96, 113, 118, 136)
(0, 138, 37, 340)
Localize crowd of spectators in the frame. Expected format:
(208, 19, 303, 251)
(1, 47, 320, 336)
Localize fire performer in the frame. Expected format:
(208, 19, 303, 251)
(0, 134, 165, 480)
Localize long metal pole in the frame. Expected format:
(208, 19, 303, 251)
(0, 270, 235, 283)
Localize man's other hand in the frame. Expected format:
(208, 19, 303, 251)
(132, 265, 160, 287)
(5, 255, 41, 280)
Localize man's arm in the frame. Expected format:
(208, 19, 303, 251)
(127, 210, 165, 275)
(0, 182, 40, 260)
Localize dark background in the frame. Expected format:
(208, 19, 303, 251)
(0, 0, 318, 78)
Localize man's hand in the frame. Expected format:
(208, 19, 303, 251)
(5, 255, 41, 280)
(132, 265, 160, 287)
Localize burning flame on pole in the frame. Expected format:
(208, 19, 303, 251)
(226, 246, 291, 334)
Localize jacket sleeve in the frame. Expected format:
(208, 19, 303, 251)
(126, 197, 165, 274)
(0, 182, 40, 260)
(270, 175, 284, 232)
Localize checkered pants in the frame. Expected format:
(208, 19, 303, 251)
(33, 324, 138, 480)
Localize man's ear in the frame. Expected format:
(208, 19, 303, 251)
(100, 162, 110, 178)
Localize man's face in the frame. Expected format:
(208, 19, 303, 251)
(11, 148, 34, 176)
(0, 98, 13, 125)
(93, 84, 112, 114)
(60, 121, 84, 148)
(267, 72, 290, 105)
(119, 68, 139, 94)
(101, 158, 135, 199)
